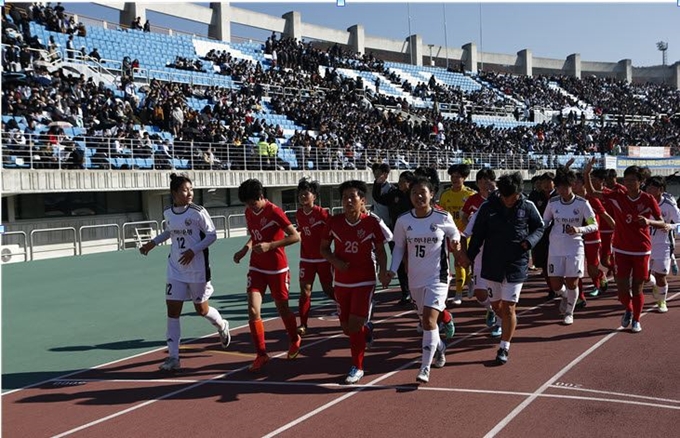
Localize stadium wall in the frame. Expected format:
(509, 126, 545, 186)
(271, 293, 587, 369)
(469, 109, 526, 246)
(82, 1, 678, 86)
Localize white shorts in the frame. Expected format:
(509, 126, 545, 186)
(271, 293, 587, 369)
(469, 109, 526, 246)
(485, 279, 523, 303)
(471, 259, 488, 291)
(411, 283, 448, 313)
(650, 256, 671, 276)
(166, 279, 214, 303)
(547, 254, 585, 278)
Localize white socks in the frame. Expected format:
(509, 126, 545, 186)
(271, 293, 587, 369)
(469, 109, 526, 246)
(566, 287, 578, 316)
(500, 340, 510, 351)
(204, 306, 224, 328)
(422, 328, 439, 369)
(166, 317, 181, 358)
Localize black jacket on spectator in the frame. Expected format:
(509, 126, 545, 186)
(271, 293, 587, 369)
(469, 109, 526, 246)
(372, 182, 413, 230)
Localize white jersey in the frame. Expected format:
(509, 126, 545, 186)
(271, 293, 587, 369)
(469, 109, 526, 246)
(651, 197, 680, 258)
(154, 203, 217, 283)
(390, 208, 460, 289)
(543, 195, 597, 257)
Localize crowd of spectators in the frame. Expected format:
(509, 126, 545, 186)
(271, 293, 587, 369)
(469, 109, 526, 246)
(3, 4, 680, 171)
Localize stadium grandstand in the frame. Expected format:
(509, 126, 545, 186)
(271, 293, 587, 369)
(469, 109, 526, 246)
(2, 1, 679, 262)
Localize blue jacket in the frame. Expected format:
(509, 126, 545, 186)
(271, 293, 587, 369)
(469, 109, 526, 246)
(467, 192, 545, 284)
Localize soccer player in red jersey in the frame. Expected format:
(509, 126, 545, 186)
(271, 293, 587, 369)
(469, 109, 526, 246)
(584, 160, 665, 332)
(590, 168, 624, 285)
(574, 173, 615, 303)
(320, 180, 391, 384)
(233, 179, 302, 372)
(295, 178, 334, 336)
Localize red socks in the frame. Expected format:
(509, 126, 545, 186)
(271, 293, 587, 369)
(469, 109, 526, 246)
(249, 319, 266, 356)
(618, 290, 633, 312)
(631, 293, 644, 321)
(349, 327, 367, 369)
(299, 294, 311, 327)
(441, 309, 452, 324)
(282, 312, 299, 342)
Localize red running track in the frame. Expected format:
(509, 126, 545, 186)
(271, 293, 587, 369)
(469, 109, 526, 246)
(4, 274, 680, 437)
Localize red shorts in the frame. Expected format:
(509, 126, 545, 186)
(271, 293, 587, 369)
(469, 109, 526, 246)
(247, 270, 290, 301)
(299, 261, 333, 286)
(584, 242, 600, 268)
(600, 232, 613, 261)
(334, 284, 375, 323)
(614, 252, 649, 282)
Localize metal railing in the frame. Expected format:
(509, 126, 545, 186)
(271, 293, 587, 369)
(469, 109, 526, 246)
(78, 224, 121, 254)
(122, 220, 159, 249)
(2, 131, 609, 172)
(29, 227, 77, 260)
(1, 231, 28, 263)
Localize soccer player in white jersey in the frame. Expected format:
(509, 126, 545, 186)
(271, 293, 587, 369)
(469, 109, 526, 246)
(386, 176, 461, 383)
(140, 173, 230, 371)
(644, 176, 680, 313)
(542, 168, 598, 325)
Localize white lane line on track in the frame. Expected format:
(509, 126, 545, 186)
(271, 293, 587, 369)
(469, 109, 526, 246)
(261, 294, 560, 437)
(548, 384, 680, 405)
(49, 307, 415, 438)
(483, 292, 680, 438)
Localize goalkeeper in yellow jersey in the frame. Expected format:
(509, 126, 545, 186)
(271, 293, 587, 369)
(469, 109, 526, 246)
(439, 164, 477, 305)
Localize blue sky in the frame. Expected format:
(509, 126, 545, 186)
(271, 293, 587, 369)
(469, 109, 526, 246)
(64, 2, 679, 67)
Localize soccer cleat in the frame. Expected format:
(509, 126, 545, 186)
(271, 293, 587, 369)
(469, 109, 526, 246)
(672, 261, 678, 276)
(249, 354, 270, 372)
(443, 319, 455, 339)
(658, 300, 668, 313)
(589, 288, 600, 298)
(547, 290, 556, 300)
(218, 320, 231, 349)
(621, 310, 633, 328)
(433, 346, 446, 368)
(344, 366, 365, 384)
(575, 298, 587, 309)
(452, 293, 463, 305)
(600, 278, 609, 292)
(297, 325, 308, 336)
(287, 335, 302, 359)
(365, 322, 375, 349)
(159, 356, 180, 371)
(495, 348, 509, 365)
(490, 325, 502, 338)
(631, 321, 642, 333)
(398, 295, 413, 305)
(485, 309, 497, 328)
(563, 314, 574, 325)
(416, 366, 430, 384)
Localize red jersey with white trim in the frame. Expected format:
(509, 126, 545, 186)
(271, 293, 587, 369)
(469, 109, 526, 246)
(584, 195, 606, 244)
(604, 190, 662, 256)
(323, 213, 386, 287)
(246, 200, 292, 273)
(462, 193, 486, 218)
(296, 205, 330, 262)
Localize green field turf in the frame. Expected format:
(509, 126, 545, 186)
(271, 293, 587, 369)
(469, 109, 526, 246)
(1, 238, 315, 391)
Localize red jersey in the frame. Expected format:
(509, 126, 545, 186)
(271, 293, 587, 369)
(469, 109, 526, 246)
(604, 190, 662, 255)
(584, 195, 606, 244)
(296, 205, 330, 262)
(599, 183, 625, 233)
(462, 193, 486, 218)
(246, 200, 292, 274)
(322, 213, 386, 287)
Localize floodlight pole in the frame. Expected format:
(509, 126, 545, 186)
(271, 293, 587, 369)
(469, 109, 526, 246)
(443, 3, 449, 69)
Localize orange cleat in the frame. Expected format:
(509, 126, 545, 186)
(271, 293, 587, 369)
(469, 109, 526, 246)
(287, 335, 302, 359)
(248, 354, 270, 372)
